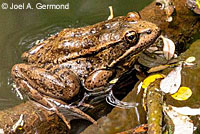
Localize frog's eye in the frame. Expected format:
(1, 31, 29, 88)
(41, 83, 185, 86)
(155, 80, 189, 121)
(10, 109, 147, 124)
(124, 31, 139, 44)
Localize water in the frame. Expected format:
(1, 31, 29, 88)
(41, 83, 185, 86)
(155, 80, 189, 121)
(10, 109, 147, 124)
(0, 0, 153, 110)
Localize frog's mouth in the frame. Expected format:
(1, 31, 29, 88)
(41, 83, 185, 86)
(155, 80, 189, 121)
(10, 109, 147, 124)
(109, 27, 161, 67)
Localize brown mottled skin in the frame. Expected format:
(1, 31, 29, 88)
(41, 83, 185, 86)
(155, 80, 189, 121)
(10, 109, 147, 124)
(11, 12, 160, 128)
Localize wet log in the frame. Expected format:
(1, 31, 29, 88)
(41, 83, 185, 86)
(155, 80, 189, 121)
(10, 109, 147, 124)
(0, 101, 67, 134)
(1, 0, 200, 133)
(147, 79, 163, 134)
(140, 0, 200, 52)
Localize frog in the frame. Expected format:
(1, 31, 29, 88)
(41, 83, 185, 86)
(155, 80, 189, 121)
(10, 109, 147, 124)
(11, 12, 161, 129)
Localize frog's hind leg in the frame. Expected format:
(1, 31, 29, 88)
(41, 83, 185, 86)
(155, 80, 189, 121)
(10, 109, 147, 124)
(19, 80, 96, 130)
(11, 64, 97, 129)
(11, 63, 81, 101)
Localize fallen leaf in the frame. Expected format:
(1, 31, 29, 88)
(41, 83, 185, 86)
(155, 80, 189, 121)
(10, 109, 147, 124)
(109, 78, 118, 84)
(142, 74, 164, 89)
(160, 64, 182, 94)
(107, 6, 114, 20)
(196, 0, 200, 10)
(148, 65, 170, 73)
(171, 106, 200, 116)
(171, 86, 192, 101)
(161, 35, 175, 60)
(185, 56, 196, 63)
(163, 105, 194, 134)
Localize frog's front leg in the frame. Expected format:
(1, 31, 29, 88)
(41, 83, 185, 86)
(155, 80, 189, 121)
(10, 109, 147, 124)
(84, 69, 139, 109)
(84, 69, 114, 91)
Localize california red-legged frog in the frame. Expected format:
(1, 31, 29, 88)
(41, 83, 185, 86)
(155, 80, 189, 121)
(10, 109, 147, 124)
(11, 12, 160, 129)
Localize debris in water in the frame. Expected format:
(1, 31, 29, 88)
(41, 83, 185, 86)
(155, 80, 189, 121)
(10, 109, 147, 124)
(171, 86, 192, 101)
(160, 64, 182, 94)
(107, 6, 114, 20)
(163, 105, 194, 134)
(160, 35, 175, 60)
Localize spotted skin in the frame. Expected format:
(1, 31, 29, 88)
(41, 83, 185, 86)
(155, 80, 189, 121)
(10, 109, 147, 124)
(11, 12, 161, 129)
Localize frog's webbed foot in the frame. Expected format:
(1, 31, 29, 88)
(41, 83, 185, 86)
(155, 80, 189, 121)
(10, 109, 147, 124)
(77, 85, 113, 106)
(33, 96, 97, 130)
(82, 69, 116, 104)
(46, 98, 97, 126)
(106, 90, 139, 109)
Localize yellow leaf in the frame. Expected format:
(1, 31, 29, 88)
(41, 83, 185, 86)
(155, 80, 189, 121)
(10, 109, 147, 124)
(142, 74, 164, 88)
(196, 0, 200, 10)
(171, 87, 192, 101)
(109, 78, 118, 84)
(18, 127, 23, 130)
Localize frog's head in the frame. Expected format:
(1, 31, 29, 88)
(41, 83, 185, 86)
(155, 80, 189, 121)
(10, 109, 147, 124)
(124, 12, 160, 52)
(108, 12, 161, 67)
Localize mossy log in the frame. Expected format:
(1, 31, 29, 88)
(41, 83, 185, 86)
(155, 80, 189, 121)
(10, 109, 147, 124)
(0, 0, 200, 133)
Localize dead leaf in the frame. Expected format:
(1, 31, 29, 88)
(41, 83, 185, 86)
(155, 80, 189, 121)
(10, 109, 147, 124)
(148, 65, 170, 73)
(160, 64, 182, 94)
(163, 105, 194, 134)
(161, 35, 175, 60)
(107, 6, 114, 20)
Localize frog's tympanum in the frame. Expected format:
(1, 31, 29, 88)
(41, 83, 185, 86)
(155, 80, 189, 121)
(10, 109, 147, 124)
(11, 12, 161, 129)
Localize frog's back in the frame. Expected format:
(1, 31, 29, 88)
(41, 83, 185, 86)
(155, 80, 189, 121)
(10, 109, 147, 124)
(21, 16, 126, 64)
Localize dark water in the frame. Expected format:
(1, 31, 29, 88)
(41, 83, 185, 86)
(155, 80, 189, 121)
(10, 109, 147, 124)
(0, 0, 153, 110)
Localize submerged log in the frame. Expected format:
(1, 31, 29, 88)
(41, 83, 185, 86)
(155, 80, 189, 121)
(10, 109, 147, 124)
(1, 0, 200, 133)
(0, 101, 67, 134)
